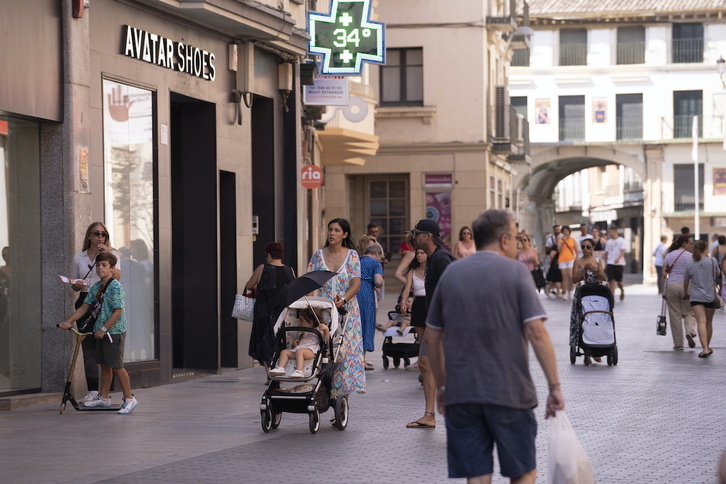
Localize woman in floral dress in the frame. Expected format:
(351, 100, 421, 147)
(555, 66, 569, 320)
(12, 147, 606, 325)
(307, 218, 366, 396)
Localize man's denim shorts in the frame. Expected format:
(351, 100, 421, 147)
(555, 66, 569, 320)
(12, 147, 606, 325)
(445, 403, 537, 479)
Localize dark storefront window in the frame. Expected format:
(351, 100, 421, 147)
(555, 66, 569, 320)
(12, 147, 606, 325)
(102, 80, 156, 363)
(0, 117, 42, 394)
(368, 178, 408, 257)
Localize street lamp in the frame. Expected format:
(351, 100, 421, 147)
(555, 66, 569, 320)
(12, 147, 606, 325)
(718, 56, 726, 87)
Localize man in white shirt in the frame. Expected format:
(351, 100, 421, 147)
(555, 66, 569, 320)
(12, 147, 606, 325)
(603, 225, 628, 301)
(653, 235, 668, 294)
(574, 223, 593, 257)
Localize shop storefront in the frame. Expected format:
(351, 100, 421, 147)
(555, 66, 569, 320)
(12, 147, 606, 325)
(1, 0, 308, 398)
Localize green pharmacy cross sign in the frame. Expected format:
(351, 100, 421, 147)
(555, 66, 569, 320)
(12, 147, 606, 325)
(308, 0, 384, 75)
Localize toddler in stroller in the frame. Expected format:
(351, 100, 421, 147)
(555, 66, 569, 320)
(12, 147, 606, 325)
(268, 307, 330, 378)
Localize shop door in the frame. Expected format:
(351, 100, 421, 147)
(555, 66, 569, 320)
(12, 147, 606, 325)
(170, 93, 219, 371)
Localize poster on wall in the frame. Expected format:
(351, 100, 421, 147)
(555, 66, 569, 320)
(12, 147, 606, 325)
(592, 98, 607, 123)
(714, 168, 726, 196)
(535, 99, 550, 125)
(425, 191, 452, 249)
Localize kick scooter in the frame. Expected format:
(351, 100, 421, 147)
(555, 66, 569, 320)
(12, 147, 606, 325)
(57, 325, 120, 413)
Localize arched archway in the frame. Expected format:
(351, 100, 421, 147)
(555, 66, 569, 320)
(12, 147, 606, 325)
(516, 144, 653, 276)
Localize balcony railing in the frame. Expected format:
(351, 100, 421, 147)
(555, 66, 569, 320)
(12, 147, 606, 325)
(616, 117, 643, 140)
(559, 117, 585, 141)
(559, 43, 587, 66)
(616, 42, 645, 65)
(511, 48, 530, 67)
(671, 38, 704, 63)
(674, 189, 704, 212)
(660, 115, 726, 139)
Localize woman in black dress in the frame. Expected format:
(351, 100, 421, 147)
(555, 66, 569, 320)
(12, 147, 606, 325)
(245, 242, 295, 371)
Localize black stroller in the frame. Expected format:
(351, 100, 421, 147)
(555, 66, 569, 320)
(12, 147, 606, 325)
(569, 283, 618, 366)
(381, 310, 419, 369)
(259, 296, 349, 434)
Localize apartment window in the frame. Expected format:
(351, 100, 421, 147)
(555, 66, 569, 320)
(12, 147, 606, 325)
(672, 23, 703, 63)
(490, 176, 496, 208)
(616, 94, 643, 140)
(511, 96, 527, 119)
(497, 179, 504, 208)
(511, 48, 530, 67)
(559, 95, 585, 141)
(674, 164, 704, 211)
(380, 48, 423, 106)
(673, 90, 702, 138)
(368, 178, 408, 256)
(617, 26, 645, 65)
(560, 29, 587, 66)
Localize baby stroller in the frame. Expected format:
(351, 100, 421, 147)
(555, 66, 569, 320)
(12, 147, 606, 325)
(259, 296, 349, 434)
(569, 283, 618, 366)
(381, 310, 419, 369)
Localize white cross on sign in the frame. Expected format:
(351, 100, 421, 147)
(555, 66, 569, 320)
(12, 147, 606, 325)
(339, 50, 354, 63)
(339, 12, 353, 27)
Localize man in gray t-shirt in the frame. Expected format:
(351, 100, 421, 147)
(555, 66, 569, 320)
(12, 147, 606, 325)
(427, 210, 564, 482)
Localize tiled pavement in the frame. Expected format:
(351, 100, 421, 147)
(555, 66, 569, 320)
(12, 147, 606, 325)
(1, 277, 725, 483)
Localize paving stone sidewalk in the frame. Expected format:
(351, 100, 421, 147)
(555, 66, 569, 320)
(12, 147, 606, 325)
(1, 279, 725, 483)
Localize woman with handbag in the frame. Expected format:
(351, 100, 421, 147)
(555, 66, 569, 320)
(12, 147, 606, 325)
(663, 235, 696, 351)
(684, 240, 721, 358)
(69, 222, 123, 404)
(245, 242, 295, 373)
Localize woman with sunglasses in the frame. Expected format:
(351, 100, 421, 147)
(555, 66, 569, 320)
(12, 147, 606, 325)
(517, 234, 542, 287)
(69, 222, 123, 404)
(569, 240, 607, 361)
(452, 226, 476, 259)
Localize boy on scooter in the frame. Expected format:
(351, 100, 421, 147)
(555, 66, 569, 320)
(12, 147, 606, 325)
(59, 252, 138, 414)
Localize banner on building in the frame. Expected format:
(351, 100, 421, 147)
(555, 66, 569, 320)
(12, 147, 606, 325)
(536, 99, 550, 125)
(714, 168, 726, 196)
(592, 98, 607, 123)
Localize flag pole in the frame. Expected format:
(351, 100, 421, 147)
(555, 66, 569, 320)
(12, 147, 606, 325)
(692, 115, 699, 239)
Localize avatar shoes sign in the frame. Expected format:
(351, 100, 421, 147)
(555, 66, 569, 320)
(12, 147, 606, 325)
(123, 25, 217, 81)
(308, 0, 384, 75)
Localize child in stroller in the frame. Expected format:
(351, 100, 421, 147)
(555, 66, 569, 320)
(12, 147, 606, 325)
(268, 307, 330, 378)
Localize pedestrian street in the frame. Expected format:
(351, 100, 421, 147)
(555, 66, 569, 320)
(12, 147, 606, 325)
(1, 278, 725, 483)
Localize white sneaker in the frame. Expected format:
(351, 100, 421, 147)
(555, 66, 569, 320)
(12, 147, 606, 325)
(268, 367, 286, 377)
(83, 396, 111, 408)
(81, 390, 99, 403)
(290, 370, 305, 378)
(118, 396, 138, 415)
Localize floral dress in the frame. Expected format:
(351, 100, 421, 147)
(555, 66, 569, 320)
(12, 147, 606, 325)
(307, 249, 366, 396)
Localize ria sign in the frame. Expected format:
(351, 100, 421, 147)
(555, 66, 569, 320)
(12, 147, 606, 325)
(308, 0, 384, 75)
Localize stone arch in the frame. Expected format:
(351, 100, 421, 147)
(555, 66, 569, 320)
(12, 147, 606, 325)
(516, 144, 652, 277)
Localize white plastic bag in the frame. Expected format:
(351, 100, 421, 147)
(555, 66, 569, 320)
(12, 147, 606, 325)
(548, 411, 594, 484)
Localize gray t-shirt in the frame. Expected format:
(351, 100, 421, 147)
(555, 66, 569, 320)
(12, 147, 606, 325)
(684, 257, 720, 303)
(427, 250, 547, 409)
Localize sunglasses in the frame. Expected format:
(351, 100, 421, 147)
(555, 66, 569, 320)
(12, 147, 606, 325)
(581, 245, 593, 249)
(92, 231, 109, 237)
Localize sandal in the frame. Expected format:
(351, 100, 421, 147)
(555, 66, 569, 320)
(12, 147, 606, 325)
(698, 352, 710, 358)
(364, 363, 375, 371)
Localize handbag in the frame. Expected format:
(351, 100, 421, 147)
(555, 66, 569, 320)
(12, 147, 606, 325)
(548, 411, 594, 484)
(232, 292, 256, 321)
(531, 265, 546, 290)
(657, 294, 668, 336)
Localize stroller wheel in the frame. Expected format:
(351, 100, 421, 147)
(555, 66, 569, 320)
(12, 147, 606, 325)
(309, 409, 320, 434)
(334, 395, 349, 431)
(393, 357, 401, 368)
(403, 357, 411, 368)
(584, 355, 591, 366)
(382, 356, 389, 369)
(271, 412, 282, 429)
(569, 346, 576, 365)
(613, 347, 618, 365)
(261, 408, 273, 433)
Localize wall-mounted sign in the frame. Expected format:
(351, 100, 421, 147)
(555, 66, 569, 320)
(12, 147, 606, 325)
(301, 165, 324, 189)
(308, 0, 384, 75)
(304, 75, 350, 106)
(424, 173, 453, 190)
(123, 26, 216, 81)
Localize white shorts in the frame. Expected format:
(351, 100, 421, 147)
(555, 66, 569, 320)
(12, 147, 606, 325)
(558, 260, 574, 270)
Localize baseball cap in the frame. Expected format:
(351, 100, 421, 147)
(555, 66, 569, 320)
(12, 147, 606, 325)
(413, 219, 445, 247)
